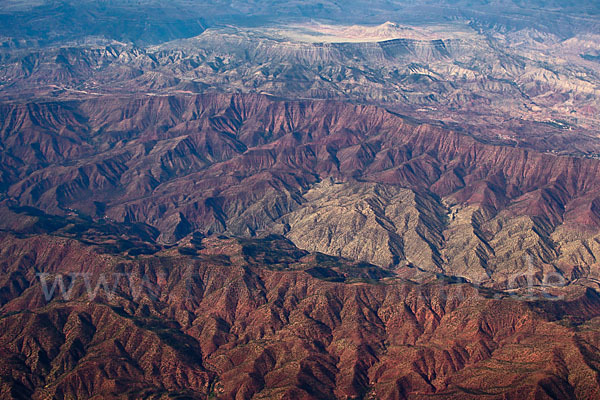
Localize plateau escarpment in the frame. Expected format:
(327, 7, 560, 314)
(2, 23, 600, 155)
(2, 93, 600, 286)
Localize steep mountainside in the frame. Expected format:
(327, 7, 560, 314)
(2, 93, 600, 287)
(1, 209, 600, 399)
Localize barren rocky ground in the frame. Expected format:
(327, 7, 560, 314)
(1, 1, 600, 399)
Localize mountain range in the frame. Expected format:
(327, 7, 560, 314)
(2, 20, 599, 155)
(1, 1, 600, 399)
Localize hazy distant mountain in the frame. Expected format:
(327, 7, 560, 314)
(0, 1, 207, 46)
(0, 0, 598, 46)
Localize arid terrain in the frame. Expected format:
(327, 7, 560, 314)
(2, 21, 600, 154)
(1, 1, 600, 399)
(4, 93, 600, 285)
(2, 205, 600, 399)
